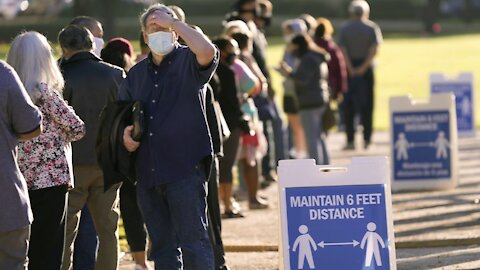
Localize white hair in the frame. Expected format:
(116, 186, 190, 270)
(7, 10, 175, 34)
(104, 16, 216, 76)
(7, 31, 64, 103)
(349, 0, 370, 17)
(140, 4, 177, 31)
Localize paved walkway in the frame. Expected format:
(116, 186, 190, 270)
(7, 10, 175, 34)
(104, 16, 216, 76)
(120, 130, 480, 269)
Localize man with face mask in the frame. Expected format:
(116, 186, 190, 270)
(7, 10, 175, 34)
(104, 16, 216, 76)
(70, 16, 105, 57)
(119, 4, 218, 269)
(58, 25, 125, 270)
(68, 15, 107, 270)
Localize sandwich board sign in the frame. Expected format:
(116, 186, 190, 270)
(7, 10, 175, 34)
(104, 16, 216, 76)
(278, 157, 396, 270)
(389, 93, 458, 191)
(430, 73, 475, 137)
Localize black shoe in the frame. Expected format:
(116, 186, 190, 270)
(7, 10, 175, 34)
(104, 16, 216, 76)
(343, 142, 355, 150)
(222, 211, 245, 219)
(364, 141, 371, 149)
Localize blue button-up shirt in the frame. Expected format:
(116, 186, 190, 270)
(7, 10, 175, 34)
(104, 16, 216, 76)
(118, 45, 219, 188)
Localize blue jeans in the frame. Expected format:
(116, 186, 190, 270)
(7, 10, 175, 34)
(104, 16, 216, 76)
(73, 206, 98, 270)
(137, 164, 214, 270)
(300, 106, 329, 165)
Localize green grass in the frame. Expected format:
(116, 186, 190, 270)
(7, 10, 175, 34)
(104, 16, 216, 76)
(266, 34, 480, 130)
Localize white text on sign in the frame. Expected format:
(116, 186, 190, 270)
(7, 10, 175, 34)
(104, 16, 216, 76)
(290, 193, 383, 221)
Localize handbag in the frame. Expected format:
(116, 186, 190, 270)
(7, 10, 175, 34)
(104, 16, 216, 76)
(322, 101, 338, 131)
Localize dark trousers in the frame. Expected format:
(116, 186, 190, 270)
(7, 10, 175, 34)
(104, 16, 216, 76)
(261, 102, 286, 177)
(136, 163, 214, 269)
(344, 59, 375, 144)
(73, 206, 98, 270)
(120, 181, 147, 252)
(28, 185, 68, 270)
(207, 157, 227, 269)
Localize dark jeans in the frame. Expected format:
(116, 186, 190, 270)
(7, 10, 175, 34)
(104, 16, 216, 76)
(120, 180, 147, 252)
(344, 59, 374, 144)
(207, 157, 227, 269)
(73, 206, 98, 270)
(299, 106, 329, 165)
(261, 101, 286, 178)
(28, 185, 68, 270)
(137, 163, 214, 269)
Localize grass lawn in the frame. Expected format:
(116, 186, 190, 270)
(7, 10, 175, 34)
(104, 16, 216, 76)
(267, 33, 480, 130)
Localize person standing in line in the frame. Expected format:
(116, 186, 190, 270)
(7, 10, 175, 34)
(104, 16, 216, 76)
(120, 4, 218, 268)
(279, 19, 308, 159)
(100, 37, 150, 270)
(67, 16, 106, 270)
(7, 31, 86, 270)
(58, 25, 125, 270)
(313, 18, 348, 130)
(205, 73, 232, 270)
(338, 0, 383, 150)
(232, 0, 286, 186)
(280, 34, 330, 165)
(70, 16, 105, 57)
(213, 37, 246, 218)
(0, 61, 43, 270)
(229, 31, 269, 209)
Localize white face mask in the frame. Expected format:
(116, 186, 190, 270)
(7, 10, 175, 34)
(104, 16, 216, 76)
(93, 37, 104, 57)
(148, 31, 175, 56)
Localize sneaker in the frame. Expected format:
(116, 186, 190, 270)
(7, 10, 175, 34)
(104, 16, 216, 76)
(249, 201, 269, 209)
(342, 142, 355, 151)
(230, 198, 242, 213)
(249, 197, 269, 209)
(222, 210, 245, 219)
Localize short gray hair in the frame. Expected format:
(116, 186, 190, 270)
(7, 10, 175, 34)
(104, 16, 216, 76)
(7, 31, 65, 102)
(139, 4, 177, 31)
(349, 0, 370, 17)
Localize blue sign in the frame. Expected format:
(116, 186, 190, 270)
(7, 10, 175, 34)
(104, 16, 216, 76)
(285, 185, 390, 270)
(392, 111, 451, 181)
(431, 83, 473, 132)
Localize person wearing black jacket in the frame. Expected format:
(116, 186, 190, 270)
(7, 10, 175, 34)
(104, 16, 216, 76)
(203, 74, 230, 270)
(58, 25, 125, 270)
(280, 33, 330, 166)
(213, 37, 246, 218)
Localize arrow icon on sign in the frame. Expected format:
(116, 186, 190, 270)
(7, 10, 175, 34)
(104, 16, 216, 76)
(318, 240, 359, 248)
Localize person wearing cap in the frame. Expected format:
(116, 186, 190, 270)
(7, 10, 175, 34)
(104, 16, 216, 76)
(338, 0, 383, 150)
(119, 4, 218, 269)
